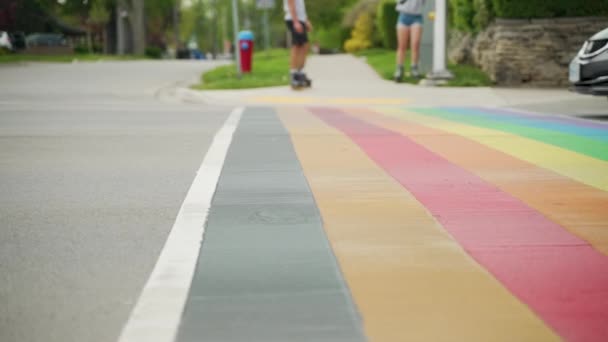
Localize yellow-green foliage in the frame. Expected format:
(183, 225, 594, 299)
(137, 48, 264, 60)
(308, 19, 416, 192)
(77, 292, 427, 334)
(344, 13, 373, 53)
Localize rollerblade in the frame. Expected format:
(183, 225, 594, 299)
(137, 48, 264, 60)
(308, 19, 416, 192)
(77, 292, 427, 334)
(290, 73, 305, 90)
(298, 72, 312, 87)
(394, 67, 404, 83)
(410, 65, 421, 79)
(290, 72, 311, 90)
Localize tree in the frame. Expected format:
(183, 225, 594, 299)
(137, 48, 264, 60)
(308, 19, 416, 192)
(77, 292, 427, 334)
(130, 0, 145, 54)
(88, 0, 110, 53)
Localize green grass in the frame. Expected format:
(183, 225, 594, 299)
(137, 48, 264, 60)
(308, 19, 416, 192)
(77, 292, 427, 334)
(0, 53, 146, 63)
(193, 49, 290, 90)
(356, 48, 492, 87)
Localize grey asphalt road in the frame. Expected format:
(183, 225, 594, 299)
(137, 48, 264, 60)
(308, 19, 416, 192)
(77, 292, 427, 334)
(0, 60, 230, 342)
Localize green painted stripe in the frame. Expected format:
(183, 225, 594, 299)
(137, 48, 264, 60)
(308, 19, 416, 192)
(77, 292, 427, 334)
(414, 108, 608, 162)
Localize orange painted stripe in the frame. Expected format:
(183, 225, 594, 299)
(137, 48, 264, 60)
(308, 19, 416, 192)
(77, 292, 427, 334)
(278, 107, 559, 342)
(352, 107, 608, 255)
(316, 107, 608, 342)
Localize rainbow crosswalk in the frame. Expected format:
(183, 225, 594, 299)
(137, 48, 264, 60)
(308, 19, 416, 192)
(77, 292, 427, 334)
(175, 106, 608, 342)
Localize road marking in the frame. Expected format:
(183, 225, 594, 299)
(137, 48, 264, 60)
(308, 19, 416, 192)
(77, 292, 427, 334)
(351, 107, 608, 255)
(314, 107, 608, 342)
(117, 107, 243, 342)
(278, 107, 558, 341)
(248, 96, 408, 105)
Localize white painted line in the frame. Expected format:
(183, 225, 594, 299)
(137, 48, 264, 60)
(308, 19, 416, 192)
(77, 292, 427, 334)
(117, 107, 244, 342)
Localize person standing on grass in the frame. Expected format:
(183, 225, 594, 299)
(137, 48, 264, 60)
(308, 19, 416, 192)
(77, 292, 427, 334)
(284, 0, 313, 87)
(394, 0, 425, 82)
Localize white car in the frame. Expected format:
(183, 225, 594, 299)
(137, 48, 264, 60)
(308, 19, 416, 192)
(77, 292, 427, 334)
(569, 27, 608, 97)
(0, 31, 13, 51)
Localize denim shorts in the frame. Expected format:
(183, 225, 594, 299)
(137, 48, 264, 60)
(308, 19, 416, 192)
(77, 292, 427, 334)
(397, 13, 423, 27)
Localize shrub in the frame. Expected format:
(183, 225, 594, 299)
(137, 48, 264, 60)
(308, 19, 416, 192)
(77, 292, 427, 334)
(449, 0, 475, 31)
(449, 0, 606, 33)
(376, 0, 398, 49)
(344, 13, 374, 53)
(313, 26, 351, 51)
(74, 44, 89, 54)
(491, 0, 608, 18)
(145, 46, 163, 59)
(473, 0, 494, 30)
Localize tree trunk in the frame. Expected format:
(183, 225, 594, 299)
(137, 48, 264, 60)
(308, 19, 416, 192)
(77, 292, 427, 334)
(116, 1, 126, 55)
(131, 0, 145, 55)
(87, 28, 93, 53)
(102, 28, 108, 54)
(173, 0, 181, 54)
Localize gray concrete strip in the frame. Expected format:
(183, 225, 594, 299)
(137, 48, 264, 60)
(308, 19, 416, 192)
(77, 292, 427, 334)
(176, 107, 366, 342)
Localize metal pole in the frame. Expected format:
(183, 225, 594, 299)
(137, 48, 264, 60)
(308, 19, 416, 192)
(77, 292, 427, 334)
(174, 0, 181, 58)
(116, 1, 125, 55)
(431, 0, 453, 79)
(231, 0, 242, 77)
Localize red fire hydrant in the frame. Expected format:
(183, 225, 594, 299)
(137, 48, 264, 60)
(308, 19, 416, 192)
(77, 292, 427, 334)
(238, 31, 254, 73)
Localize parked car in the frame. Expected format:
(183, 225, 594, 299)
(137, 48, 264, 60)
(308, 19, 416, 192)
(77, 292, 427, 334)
(9, 32, 26, 50)
(25, 33, 68, 47)
(0, 31, 12, 51)
(569, 28, 608, 97)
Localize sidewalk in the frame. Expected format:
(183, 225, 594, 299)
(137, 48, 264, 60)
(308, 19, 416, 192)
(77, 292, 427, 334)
(175, 54, 606, 115)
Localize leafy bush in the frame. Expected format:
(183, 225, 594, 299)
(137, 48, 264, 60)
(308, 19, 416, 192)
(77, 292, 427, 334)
(312, 26, 351, 51)
(473, 0, 494, 30)
(491, 0, 608, 18)
(450, 0, 475, 31)
(344, 13, 374, 53)
(449, 0, 606, 33)
(74, 44, 89, 54)
(376, 0, 398, 49)
(145, 46, 163, 59)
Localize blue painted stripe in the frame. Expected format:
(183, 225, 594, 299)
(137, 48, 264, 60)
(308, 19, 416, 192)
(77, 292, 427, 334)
(470, 107, 608, 131)
(442, 107, 608, 143)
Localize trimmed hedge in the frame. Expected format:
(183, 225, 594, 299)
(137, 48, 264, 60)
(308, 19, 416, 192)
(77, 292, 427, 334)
(376, 1, 399, 49)
(451, 0, 608, 33)
(492, 0, 608, 19)
(449, 0, 494, 32)
(473, 0, 494, 29)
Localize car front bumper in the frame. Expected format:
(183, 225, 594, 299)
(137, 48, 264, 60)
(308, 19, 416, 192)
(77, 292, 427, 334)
(569, 47, 608, 96)
(571, 75, 608, 96)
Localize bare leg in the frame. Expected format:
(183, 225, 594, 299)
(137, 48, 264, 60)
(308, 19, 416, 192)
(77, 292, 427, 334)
(396, 25, 410, 66)
(296, 43, 309, 70)
(410, 24, 422, 66)
(290, 45, 298, 70)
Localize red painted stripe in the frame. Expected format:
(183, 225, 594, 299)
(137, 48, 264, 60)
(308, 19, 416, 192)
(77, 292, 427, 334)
(312, 107, 608, 342)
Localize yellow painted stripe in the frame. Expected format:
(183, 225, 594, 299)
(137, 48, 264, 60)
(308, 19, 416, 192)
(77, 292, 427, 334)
(375, 107, 608, 192)
(278, 107, 559, 342)
(348, 107, 608, 255)
(248, 96, 408, 105)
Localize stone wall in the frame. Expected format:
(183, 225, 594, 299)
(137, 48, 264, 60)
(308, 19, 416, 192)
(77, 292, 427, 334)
(449, 17, 608, 86)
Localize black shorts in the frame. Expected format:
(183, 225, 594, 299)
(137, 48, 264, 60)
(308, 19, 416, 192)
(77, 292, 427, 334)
(285, 20, 309, 46)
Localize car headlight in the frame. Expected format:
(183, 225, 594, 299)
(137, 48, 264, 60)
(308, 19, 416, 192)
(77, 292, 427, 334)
(580, 39, 608, 59)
